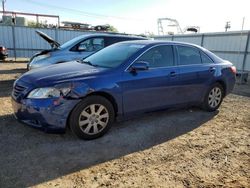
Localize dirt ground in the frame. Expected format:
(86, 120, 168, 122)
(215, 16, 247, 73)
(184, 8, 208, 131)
(0, 63, 249, 188)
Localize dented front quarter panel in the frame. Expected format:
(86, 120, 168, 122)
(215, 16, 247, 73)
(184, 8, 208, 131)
(62, 72, 123, 116)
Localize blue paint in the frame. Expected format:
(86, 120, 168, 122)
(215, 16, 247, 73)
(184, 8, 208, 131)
(12, 41, 236, 132)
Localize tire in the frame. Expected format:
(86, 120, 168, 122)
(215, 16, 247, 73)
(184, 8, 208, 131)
(202, 83, 224, 112)
(69, 95, 115, 140)
(0, 56, 6, 61)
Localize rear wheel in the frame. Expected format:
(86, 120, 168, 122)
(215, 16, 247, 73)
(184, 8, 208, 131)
(202, 83, 224, 112)
(69, 96, 115, 140)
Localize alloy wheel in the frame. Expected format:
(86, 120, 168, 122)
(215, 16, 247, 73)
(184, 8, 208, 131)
(208, 87, 222, 108)
(78, 104, 109, 135)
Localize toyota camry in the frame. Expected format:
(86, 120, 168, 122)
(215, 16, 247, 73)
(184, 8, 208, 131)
(12, 41, 236, 139)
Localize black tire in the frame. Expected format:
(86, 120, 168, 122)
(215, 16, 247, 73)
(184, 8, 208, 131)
(69, 95, 115, 140)
(202, 83, 224, 112)
(1, 57, 6, 61)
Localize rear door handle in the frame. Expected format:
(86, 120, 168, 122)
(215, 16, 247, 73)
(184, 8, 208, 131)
(209, 67, 216, 73)
(170, 71, 177, 77)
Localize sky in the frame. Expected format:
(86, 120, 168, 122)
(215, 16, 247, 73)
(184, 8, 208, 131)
(2, 0, 250, 34)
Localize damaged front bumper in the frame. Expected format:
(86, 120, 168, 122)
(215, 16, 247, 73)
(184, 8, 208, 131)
(12, 97, 80, 133)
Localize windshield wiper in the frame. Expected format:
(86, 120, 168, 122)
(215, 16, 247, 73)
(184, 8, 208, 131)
(77, 60, 107, 68)
(77, 60, 93, 66)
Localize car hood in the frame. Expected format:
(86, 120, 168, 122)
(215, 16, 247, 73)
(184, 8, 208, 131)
(20, 61, 107, 87)
(36, 30, 60, 48)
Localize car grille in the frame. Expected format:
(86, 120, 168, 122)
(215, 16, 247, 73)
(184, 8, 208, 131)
(12, 83, 27, 98)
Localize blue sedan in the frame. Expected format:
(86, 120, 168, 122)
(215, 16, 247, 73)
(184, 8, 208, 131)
(12, 41, 236, 139)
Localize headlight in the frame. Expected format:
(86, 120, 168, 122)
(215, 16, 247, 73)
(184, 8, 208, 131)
(27, 87, 70, 99)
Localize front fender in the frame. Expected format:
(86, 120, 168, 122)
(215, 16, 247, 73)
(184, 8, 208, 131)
(67, 83, 95, 99)
(59, 80, 123, 116)
(29, 57, 55, 70)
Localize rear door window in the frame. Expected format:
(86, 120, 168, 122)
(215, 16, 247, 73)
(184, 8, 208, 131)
(105, 37, 121, 46)
(105, 37, 133, 46)
(177, 46, 202, 65)
(105, 36, 144, 46)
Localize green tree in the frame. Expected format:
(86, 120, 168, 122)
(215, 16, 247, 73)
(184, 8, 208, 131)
(27, 21, 43, 28)
(107, 25, 118, 32)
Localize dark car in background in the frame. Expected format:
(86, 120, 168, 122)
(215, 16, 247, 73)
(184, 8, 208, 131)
(12, 41, 236, 140)
(0, 45, 8, 61)
(27, 31, 148, 70)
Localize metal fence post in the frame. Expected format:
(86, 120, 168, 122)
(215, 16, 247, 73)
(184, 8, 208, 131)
(201, 34, 204, 47)
(11, 25, 17, 61)
(242, 31, 250, 71)
(55, 27, 58, 42)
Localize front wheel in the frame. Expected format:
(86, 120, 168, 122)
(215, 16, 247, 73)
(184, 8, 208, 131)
(69, 96, 115, 140)
(202, 83, 224, 112)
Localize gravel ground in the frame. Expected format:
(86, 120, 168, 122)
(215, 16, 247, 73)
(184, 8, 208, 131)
(0, 63, 249, 188)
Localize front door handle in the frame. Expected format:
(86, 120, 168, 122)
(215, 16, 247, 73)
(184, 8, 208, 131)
(170, 71, 177, 77)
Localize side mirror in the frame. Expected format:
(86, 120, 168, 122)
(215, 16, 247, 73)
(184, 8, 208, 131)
(130, 61, 149, 72)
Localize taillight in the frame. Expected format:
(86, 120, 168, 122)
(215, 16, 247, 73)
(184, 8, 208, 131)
(0, 47, 6, 52)
(230, 66, 237, 74)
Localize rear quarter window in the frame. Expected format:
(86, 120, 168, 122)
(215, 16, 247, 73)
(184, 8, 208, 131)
(200, 51, 214, 64)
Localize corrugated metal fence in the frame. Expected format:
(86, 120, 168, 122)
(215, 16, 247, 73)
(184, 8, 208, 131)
(0, 25, 250, 71)
(0, 25, 91, 58)
(154, 31, 250, 71)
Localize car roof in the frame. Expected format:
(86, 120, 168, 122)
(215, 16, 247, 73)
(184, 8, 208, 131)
(119, 40, 224, 63)
(119, 40, 203, 48)
(77, 33, 148, 39)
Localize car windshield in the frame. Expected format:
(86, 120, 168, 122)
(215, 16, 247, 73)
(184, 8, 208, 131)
(83, 43, 145, 68)
(60, 35, 86, 49)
